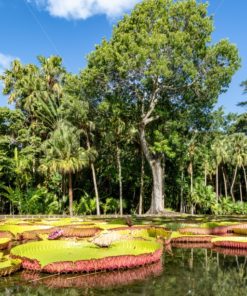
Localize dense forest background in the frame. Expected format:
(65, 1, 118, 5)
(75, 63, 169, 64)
(0, 0, 246, 216)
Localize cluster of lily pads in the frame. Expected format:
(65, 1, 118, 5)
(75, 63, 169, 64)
(0, 218, 165, 276)
(1, 217, 247, 277)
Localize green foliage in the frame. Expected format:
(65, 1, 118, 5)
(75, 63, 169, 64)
(151, 130, 177, 158)
(73, 193, 97, 215)
(1, 186, 62, 214)
(212, 198, 247, 215)
(0, 2, 245, 216)
(83, 0, 240, 214)
(102, 197, 127, 215)
(192, 180, 216, 213)
(102, 197, 119, 215)
(40, 121, 89, 175)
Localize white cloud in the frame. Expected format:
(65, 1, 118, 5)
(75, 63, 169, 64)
(29, 0, 141, 20)
(0, 52, 17, 74)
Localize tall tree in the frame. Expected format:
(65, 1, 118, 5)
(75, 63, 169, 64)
(39, 121, 89, 216)
(234, 80, 247, 134)
(62, 74, 101, 215)
(212, 136, 228, 200)
(83, 0, 240, 213)
(228, 133, 247, 200)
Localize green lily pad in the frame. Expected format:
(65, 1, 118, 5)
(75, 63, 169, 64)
(212, 237, 247, 243)
(0, 225, 52, 237)
(11, 239, 162, 268)
(0, 256, 22, 276)
(0, 238, 11, 250)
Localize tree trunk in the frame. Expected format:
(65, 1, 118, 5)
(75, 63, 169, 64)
(189, 161, 194, 215)
(240, 182, 243, 202)
(91, 164, 100, 215)
(230, 165, 238, 202)
(216, 165, 219, 202)
(148, 158, 164, 213)
(68, 172, 73, 217)
(180, 170, 184, 213)
(242, 166, 247, 196)
(162, 155, 165, 210)
(139, 152, 145, 215)
(139, 125, 164, 214)
(222, 167, 228, 197)
(86, 132, 100, 215)
(116, 143, 123, 216)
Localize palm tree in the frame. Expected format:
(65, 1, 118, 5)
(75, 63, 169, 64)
(40, 121, 89, 216)
(228, 133, 247, 201)
(212, 136, 228, 200)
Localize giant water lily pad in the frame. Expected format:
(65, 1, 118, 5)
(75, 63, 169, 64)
(232, 228, 247, 235)
(0, 225, 52, 237)
(213, 247, 247, 257)
(0, 231, 14, 239)
(11, 239, 162, 273)
(111, 228, 151, 239)
(95, 223, 128, 230)
(172, 242, 213, 249)
(40, 218, 92, 227)
(0, 256, 22, 276)
(212, 237, 247, 248)
(109, 226, 171, 241)
(0, 238, 11, 250)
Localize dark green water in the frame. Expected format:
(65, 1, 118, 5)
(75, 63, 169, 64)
(1, 246, 247, 296)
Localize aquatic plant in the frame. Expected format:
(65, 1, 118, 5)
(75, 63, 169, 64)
(60, 227, 101, 238)
(178, 226, 212, 235)
(172, 242, 213, 249)
(0, 231, 14, 239)
(11, 239, 162, 273)
(171, 235, 213, 243)
(48, 229, 64, 240)
(178, 222, 247, 235)
(0, 238, 11, 250)
(232, 228, 247, 235)
(109, 225, 171, 241)
(0, 255, 21, 277)
(213, 247, 247, 257)
(0, 224, 52, 238)
(212, 237, 247, 249)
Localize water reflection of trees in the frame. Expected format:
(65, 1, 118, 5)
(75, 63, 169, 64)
(0, 261, 163, 295)
(20, 260, 163, 289)
(162, 248, 247, 296)
(1, 248, 247, 295)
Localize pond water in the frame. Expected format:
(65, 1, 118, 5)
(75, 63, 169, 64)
(1, 245, 247, 296)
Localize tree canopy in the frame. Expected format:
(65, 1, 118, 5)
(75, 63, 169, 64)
(0, 0, 246, 216)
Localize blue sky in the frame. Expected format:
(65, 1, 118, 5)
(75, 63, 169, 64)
(0, 0, 246, 114)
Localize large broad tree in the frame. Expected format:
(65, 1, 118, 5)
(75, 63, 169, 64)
(83, 0, 240, 214)
(234, 80, 247, 134)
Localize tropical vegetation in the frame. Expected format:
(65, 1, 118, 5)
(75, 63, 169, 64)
(0, 0, 246, 216)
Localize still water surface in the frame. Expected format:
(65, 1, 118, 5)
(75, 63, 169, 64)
(1, 246, 247, 296)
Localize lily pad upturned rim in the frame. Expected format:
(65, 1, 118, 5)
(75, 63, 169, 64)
(212, 237, 247, 243)
(10, 239, 162, 273)
(0, 257, 22, 277)
(11, 239, 162, 266)
(0, 238, 12, 250)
